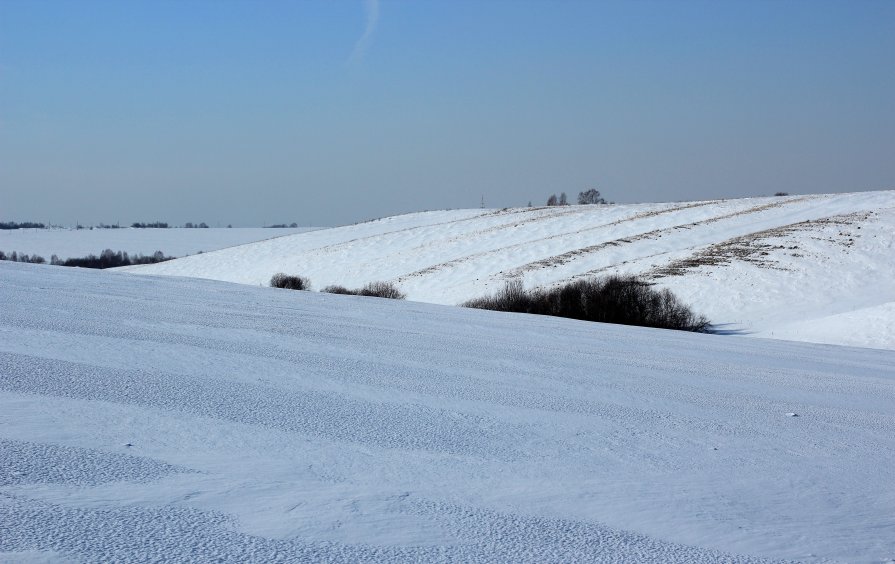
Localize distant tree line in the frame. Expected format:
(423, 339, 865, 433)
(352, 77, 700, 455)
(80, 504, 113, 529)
(131, 222, 169, 228)
(267, 223, 299, 228)
(0, 251, 46, 264)
(0, 249, 174, 269)
(0, 221, 46, 230)
(545, 189, 608, 206)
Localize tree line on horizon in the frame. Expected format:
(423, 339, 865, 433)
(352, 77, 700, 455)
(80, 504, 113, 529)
(0, 221, 46, 230)
(0, 248, 174, 269)
(545, 189, 608, 207)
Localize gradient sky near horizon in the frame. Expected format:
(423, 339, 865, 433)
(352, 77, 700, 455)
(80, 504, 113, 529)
(2, 0, 894, 227)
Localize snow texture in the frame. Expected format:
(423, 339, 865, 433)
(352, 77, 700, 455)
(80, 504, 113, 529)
(122, 191, 895, 350)
(1, 261, 894, 562)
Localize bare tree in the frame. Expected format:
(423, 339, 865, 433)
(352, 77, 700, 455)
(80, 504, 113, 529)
(546, 194, 558, 206)
(577, 189, 606, 205)
(559, 192, 568, 205)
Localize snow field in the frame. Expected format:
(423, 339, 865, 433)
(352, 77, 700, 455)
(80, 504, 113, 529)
(1, 261, 894, 562)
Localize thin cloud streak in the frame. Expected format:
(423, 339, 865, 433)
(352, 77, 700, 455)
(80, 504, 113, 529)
(349, 0, 380, 63)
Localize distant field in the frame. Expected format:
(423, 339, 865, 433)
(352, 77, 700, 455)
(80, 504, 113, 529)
(0, 227, 318, 260)
(124, 190, 895, 350)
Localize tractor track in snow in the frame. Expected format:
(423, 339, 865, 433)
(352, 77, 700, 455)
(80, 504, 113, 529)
(492, 195, 819, 282)
(647, 210, 876, 279)
(392, 200, 722, 284)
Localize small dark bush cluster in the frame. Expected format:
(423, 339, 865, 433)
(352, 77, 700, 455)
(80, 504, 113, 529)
(270, 273, 311, 290)
(320, 284, 352, 295)
(321, 281, 406, 300)
(357, 281, 406, 299)
(267, 223, 299, 228)
(184, 222, 209, 228)
(0, 221, 45, 230)
(462, 276, 709, 332)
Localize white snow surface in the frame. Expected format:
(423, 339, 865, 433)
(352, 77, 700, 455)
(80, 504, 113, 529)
(0, 227, 316, 260)
(2, 261, 894, 562)
(123, 191, 895, 350)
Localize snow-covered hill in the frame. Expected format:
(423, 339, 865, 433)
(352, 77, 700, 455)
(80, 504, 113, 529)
(123, 191, 895, 350)
(0, 227, 316, 261)
(1, 261, 894, 562)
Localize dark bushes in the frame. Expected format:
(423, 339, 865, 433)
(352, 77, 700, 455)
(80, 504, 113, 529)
(270, 273, 311, 290)
(320, 285, 353, 295)
(462, 276, 709, 332)
(270, 276, 405, 298)
(321, 281, 406, 300)
(357, 281, 406, 299)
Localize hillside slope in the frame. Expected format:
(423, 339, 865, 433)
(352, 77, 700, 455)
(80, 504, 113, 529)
(123, 191, 895, 350)
(2, 262, 894, 562)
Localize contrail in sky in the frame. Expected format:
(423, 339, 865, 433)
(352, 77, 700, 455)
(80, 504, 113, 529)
(349, 0, 380, 63)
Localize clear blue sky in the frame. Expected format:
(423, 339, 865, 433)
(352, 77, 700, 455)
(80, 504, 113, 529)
(2, 0, 893, 226)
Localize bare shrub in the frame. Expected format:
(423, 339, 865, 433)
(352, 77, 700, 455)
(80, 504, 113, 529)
(462, 276, 709, 332)
(270, 273, 311, 291)
(320, 281, 406, 300)
(358, 281, 406, 299)
(321, 285, 354, 295)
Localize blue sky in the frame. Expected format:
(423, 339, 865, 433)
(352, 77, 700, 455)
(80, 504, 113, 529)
(2, 0, 893, 226)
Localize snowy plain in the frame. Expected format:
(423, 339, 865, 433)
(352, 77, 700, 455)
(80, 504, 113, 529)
(0, 227, 316, 260)
(123, 191, 895, 350)
(1, 261, 894, 562)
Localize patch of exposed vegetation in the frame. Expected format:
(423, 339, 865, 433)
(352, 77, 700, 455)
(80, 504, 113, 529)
(650, 211, 872, 278)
